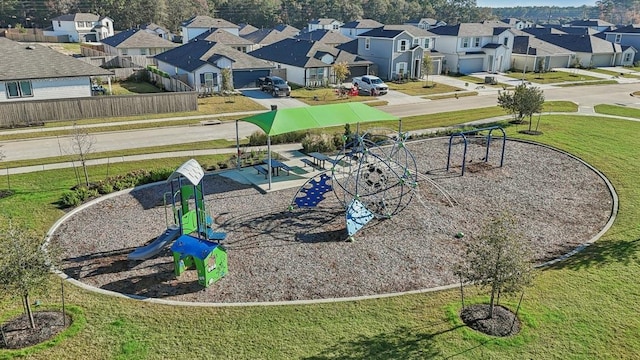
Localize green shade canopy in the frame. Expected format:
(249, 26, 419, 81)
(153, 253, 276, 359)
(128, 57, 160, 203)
(240, 102, 399, 136)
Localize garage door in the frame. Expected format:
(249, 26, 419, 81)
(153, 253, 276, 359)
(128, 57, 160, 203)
(591, 54, 612, 67)
(349, 66, 368, 78)
(233, 70, 270, 89)
(458, 58, 484, 74)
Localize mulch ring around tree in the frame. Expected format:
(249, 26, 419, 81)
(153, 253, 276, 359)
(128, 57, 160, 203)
(460, 304, 520, 337)
(1, 311, 71, 349)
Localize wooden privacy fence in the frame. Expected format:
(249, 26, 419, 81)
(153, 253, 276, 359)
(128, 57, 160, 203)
(0, 93, 198, 127)
(149, 72, 193, 92)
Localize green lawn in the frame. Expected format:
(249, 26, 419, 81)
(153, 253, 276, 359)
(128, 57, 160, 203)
(594, 104, 640, 118)
(503, 70, 601, 84)
(1, 114, 640, 359)
(109, 81, 164, 95)
(387, 80, 464, 96)
(290, 88, 370, 105)
(588, 68, 640, 79)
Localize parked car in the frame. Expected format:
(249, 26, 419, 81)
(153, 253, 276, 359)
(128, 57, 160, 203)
(260, 76, 291, 97)
(91, 84, 106, 95)
(352, 75, 388, 96)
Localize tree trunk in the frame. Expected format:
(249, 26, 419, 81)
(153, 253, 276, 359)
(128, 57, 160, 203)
(81, 160, 90, 186)
(489, 281, 497, 318)
(511, 291, 525, 332)
(459, 274, 465, 310)
(24, 293, 35, 329)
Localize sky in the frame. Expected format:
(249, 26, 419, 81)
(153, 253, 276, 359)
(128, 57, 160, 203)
(476, 0, 597, 7)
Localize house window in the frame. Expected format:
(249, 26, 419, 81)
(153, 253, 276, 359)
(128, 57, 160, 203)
(503, 37, 509, 46)
(6, 81, 33, 98)
(57, 20, 61, 27)
(76, 21, 83, 28)
(399, 40, 407, 51)
(473, 37, 481, 47)
(201, 72, 218, 88)
(365, 37, 370, 50)
(140, 48, 147, 55)
(332, 24, 339, 30)
(624, 52, 632, 62)
(424, 38, 430, 48)
(462, 37, 469, 48)
(396, 62, 407, 79)
(309, 68, 324, 81)
(615, 34, 622, 43)
(413, 38, 419, 45)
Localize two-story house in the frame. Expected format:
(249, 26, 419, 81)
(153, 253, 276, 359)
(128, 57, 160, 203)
(181, 16, 239, 44)
(193, 28, 257, 53)
(44, 13, 114, 42)
(295, 29, 351, 46)
(404, 18, 446, 30)
(356, 25, 441, 80)
(429, 23, 515, 74)
(501, 18, 533, 30)
(307, 18, 343, 32)
(603, 25, 640, 62)
(340, 19, 383, 39)
(140, 23, 174, 41)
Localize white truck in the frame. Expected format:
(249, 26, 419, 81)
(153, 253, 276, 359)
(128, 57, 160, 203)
(352, 75, 389, 96)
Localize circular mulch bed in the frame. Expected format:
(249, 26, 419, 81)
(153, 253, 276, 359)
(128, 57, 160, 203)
(1, 311, 71, 349)
(50, 138, 614, 304)
(460, 304, 520, 337)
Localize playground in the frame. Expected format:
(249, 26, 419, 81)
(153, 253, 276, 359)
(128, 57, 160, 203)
(50, 137, 614, 304)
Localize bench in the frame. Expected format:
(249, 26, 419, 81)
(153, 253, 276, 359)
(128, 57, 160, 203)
(301, 158, 319, 169)
(253, 165, 268, 178)
(277, 162, 293, 176)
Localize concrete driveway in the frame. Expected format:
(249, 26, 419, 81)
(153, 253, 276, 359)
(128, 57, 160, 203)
(240, 89, 308, 109)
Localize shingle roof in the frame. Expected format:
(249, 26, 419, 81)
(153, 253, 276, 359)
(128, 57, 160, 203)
(140, 23, 170, 34)
(569, 19, 614, 27)
(101, 29, 178, 48)
(51, 13, 99, 22)
(430, 23, 509, 37)
(273, 24, 300, 36)
(406, 18, 438, 25)
(238, 24, 259, 36)
(242, 28, 294, 45)
(193, 28, 254, 46)
(342, 19, 383, 29)
(0, 38, 112, 81)
(534, 33, 619, 53)
(294, 29, 351, 44)
(605, 24, 640, 34)
(154, 40, 272, 72)
(248, 38, 371, 68)
(336, 39, 358, 53)
(309, 18, 339, 25)
(358, 28, 403, 38)
(382, 25, 435, 37)
(181, 16, 238, 29)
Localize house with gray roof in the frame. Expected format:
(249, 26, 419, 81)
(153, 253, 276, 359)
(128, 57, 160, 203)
(404, 18, 446, 30)
(273, 24, 300, 37)
(154, 39, 274, 91)
(181, 16, 239, 44)
(429, 22, 516, 74)
(511, 35, 575, 71)
(0, 38, 113, 102)
(307, 18, 343, 32)
(101, 29, 178, 56)
(238, 24, 259, 36)
(44, 13, 114, 42)
(241, 28, 296, 49)
(248, 38, 374, 87)
(565, 19, 615, 32)
(140, 23, 175, 41)
(534, 33, 632, 67)
(340, 19, 383, 39)
(193, 28, 256, 52)
(500, 18, 533, 30)
(294, 29, 351, 46)
(356, 25, 442, 80)
(603, 25, 640, 62)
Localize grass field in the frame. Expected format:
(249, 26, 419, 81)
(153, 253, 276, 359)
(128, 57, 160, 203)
(386, 81, 464, 96)
(594, 104, 640, 118)
(502, 70, 601, 84)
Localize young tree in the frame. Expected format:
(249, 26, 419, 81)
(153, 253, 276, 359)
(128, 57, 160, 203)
(422, 54, 434, 87)
(220, 67, 233, 93)
(69, 124, 96, 186)
(0, 224, 54, 329)
(332, 61, 351, 98)
(497, 84, 545, 127)
(455, 214, 535, 319)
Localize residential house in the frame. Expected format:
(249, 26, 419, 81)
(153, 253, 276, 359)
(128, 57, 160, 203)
(248, 38, 374, 86)
(429, 22, 516, 74)
(295, 29, 352, 46)
(511, 35, 575, 71)
(101, 29, 178, 56)
(0, 38, 112, 102)
(340, 19, 383, 39)
(603, 25, 640, 62)
(193, 28, 256, 52)
(501, 18, 533, 30)
(140, 23, 174, 41)
(534, 33, 633, 67)
(241, 28, 296, 49)
(404, 18, 446, 30)
(307, 18, 343, 32)
(565, 19, 615, 33)
(154, 39, 274, 91)
(273, 24, 300, 36)
(44, 13, 114, 42)
(356, 25, 442, 80)
(181, 16, 239, 44)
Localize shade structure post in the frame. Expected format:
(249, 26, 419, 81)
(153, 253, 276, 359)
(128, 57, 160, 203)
(267, 135, 272, 190)
(235, 120, 240, 169)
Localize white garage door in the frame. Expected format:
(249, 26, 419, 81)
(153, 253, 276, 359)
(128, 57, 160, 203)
(458, 58, 484, 74)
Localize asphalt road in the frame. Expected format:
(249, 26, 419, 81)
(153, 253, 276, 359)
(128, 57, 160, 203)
(2, 82, 640, 162)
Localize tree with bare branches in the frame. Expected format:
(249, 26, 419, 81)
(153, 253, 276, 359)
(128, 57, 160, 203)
(69, 124, 96, 186)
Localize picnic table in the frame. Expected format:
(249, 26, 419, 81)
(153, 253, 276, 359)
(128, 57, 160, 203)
(308, 152, 332, 169)
(263, 159, 292, 176)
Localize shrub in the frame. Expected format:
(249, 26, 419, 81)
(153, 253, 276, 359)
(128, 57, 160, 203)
(301, 133, 337, 153)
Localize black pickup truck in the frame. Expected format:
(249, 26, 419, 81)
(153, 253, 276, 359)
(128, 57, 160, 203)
(259, 76, 291, 97)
